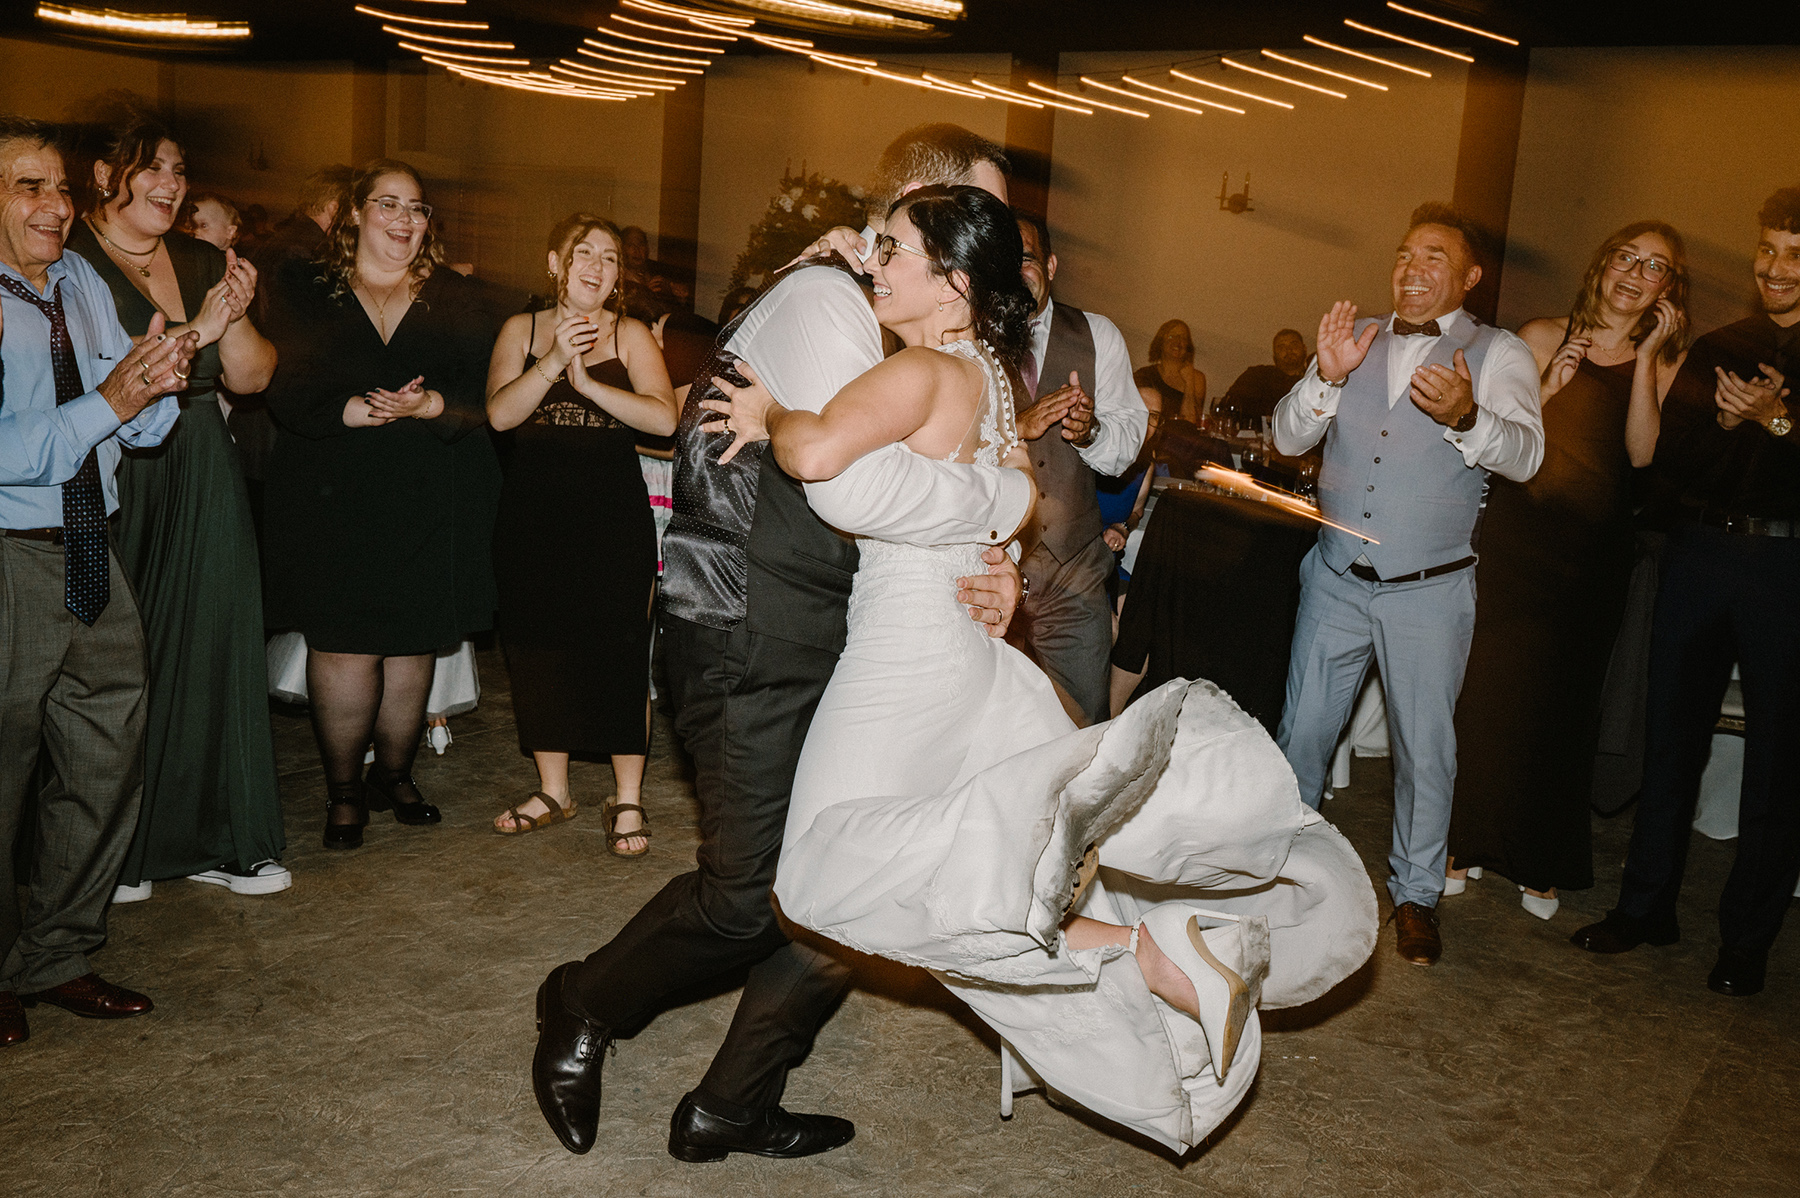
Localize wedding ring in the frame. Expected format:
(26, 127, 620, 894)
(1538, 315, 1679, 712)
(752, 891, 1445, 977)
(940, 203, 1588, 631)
(724, 418, 734, 434)
(139, 365, 153, 386)
(174, 367, 190, 380)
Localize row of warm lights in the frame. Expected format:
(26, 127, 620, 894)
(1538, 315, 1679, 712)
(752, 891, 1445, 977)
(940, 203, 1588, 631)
(36, 3, 249, 40)
(361, 0, 1511, 108)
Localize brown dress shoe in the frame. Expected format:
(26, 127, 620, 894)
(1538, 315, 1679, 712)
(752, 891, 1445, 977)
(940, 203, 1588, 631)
(0, 991, 27, 1046)
(1392, 902, 1441, 966)
(20, 973, 154, 1019)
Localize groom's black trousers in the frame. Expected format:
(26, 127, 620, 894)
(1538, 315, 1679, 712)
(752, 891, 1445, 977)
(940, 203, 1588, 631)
(566, 614, 853, 1111)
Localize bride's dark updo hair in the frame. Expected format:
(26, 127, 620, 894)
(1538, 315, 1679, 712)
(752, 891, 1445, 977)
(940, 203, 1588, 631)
(887, 184, 1035, 376)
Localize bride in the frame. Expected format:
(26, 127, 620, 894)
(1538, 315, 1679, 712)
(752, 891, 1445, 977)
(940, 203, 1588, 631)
(703, 185, 1376, 1153)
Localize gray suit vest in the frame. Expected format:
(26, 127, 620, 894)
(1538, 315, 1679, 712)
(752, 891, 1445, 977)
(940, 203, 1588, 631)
(1022, 302, 1102, 563)
(1316, 315, 1503, 578)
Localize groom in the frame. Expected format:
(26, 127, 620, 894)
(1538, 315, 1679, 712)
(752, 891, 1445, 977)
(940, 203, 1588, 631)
(532, 124, 1032, 1163)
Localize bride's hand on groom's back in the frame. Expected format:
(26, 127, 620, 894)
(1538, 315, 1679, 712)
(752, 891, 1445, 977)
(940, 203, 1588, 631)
(782, 226, 869, 274)
(701, 360, 780, 465)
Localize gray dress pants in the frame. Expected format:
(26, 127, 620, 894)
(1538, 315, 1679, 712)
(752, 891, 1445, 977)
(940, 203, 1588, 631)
(1276, 546, 1476, 909)
(0, 538, 148, 994)
(1019, 534, 1116, 726)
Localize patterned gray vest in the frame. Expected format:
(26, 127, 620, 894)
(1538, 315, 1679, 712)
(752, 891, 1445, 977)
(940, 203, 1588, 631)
(1021, 301, 1102, 563)
(1316, 314, 1502, 577)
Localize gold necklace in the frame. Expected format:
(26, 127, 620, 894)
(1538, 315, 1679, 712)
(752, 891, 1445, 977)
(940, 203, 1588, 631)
(91, 218, 160, 279)
(360, 275, 412, 338)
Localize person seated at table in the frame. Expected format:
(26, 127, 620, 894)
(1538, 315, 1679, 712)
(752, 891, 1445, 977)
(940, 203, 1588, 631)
(1221, 329, 1310, 427)
(1133, 319, 1206, 425)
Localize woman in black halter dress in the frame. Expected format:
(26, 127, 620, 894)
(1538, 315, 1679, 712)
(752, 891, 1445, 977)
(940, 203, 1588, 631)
(486, 215, 677, 853)
(1448, 222, 1691, 918)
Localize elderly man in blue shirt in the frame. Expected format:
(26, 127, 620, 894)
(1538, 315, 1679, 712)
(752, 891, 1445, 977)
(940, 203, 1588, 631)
(0, 116, 196, 1049)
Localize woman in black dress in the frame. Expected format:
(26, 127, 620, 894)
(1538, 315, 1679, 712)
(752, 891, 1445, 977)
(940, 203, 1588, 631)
(485, 214, 677, 855)
(262, 159, 502, 850)
(1133, 319, 1205, 425)
(1448, 222, 1692, 918)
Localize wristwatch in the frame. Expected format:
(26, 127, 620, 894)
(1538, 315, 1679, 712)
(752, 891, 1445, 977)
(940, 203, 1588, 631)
(1451, 402, 1481, 434)
(1765, 413, 1793, 437)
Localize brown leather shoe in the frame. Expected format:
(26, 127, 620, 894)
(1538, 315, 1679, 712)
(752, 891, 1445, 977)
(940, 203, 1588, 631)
(0, 991, 27, 1046)
(1392, 902, 1441, 966)
(20, 973, 154, 1019)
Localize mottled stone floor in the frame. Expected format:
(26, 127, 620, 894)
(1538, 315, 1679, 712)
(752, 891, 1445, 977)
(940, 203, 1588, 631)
(4, 645, 1796, 1197)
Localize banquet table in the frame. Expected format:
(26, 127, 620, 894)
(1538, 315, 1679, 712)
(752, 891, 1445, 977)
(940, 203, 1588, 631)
(1111, 482, 1320, 733)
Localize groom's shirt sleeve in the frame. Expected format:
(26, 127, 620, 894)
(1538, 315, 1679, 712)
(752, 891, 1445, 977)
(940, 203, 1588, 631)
(735, 266, 1032, 547)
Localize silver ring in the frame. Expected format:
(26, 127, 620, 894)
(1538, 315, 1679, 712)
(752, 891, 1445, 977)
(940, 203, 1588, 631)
(140, 365, 153, 386)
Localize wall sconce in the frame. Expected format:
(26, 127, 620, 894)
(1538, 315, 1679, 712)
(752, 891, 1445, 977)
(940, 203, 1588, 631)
(1219, 172, 1252, 214)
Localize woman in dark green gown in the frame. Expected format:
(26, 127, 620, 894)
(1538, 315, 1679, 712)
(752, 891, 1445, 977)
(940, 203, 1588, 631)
(72, 120, 288, 899)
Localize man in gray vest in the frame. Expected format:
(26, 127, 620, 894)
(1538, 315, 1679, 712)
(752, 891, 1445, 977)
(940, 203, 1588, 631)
(1273, 203, 1543, 966)
(1014, 212, 1148, 724)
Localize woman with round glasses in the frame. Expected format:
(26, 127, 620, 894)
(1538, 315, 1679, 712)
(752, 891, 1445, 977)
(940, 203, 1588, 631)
(1447, 221, 1693, 920)
(261, 158, 501, 850)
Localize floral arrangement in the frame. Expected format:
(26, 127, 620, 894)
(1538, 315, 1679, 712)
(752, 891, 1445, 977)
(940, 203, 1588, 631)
(728, 168, 868, 293)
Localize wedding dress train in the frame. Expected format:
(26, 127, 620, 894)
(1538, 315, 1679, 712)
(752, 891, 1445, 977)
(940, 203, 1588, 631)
(772, 340, 1378, 1152)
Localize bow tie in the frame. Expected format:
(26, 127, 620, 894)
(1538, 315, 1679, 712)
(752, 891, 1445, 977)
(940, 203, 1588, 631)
(1393, 318, 1442, 337)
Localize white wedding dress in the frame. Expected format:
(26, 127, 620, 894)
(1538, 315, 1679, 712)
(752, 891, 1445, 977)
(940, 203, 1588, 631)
(774, 339, 1378, 1153)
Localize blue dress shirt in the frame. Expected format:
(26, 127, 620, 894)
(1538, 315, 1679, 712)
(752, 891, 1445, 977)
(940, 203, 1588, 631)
(0, 250, 179, 528)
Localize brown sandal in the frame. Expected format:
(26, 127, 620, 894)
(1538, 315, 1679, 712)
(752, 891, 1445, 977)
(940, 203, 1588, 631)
(605, 802, 651, 858)
(494, 791, 577, 836)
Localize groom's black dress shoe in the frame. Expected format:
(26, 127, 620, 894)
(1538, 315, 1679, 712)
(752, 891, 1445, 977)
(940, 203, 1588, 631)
(667, 1090, 855, 1163)
(1569, 909, 1679, 954)
(533, 962, 612, 1154)
(1707, 947, 1767, 997)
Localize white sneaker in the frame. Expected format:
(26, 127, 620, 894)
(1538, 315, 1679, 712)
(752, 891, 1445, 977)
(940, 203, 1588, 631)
(1519, 887, 1559, 920)
(188, 860, 293, 896)
(112, 880, 153, 904)
(426, 724, 452, 755)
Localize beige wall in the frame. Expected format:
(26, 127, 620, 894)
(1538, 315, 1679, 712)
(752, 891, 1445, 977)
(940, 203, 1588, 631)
(693, 53, 1011, 321)
(0, 37, 160, 121)
(1050, 51, 1467, 390)
(1498, 46, 1800, 340)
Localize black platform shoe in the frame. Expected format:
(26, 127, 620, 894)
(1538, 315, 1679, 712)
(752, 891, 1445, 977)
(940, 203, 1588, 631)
(364, 766, 442, 826)
(322, 785, 368, 850)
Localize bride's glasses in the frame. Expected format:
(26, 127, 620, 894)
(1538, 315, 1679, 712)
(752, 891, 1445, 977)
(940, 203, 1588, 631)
(874, 233, 932, 267)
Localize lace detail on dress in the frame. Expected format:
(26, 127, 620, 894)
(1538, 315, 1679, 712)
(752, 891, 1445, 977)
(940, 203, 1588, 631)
(932, 338, 1020, 467)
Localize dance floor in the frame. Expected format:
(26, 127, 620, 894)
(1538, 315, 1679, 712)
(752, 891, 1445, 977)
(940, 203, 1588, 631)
(6, 645, 1795, 1197)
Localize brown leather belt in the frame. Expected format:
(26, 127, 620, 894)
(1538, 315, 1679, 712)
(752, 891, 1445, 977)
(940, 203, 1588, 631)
(2, 527, 65, 545)
(1348, 555, 1476, 584)
(1687, 508, 1798, 538)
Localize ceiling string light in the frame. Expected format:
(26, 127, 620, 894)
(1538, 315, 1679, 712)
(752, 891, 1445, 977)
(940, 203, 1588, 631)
(1220, 56, 1348, 99)
(37, 3, 250, 40)
(1121, 75, 1246, 114)
(1385, 2, 1518, 45)
(1302, 34, 1432, 78)
(1082, 77, 1207, 117)
(1027, 80, 1149, 118)
(1260, 49, 1386, 91)
(1168, 68, 1293, 110)
(1342, 19, 1474, 63)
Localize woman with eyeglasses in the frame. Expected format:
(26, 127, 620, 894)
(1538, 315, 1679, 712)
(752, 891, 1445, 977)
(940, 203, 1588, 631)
(261, 158, 501, 850)
(483, 214, 676, 853)
(1446, 221, 1693, 920)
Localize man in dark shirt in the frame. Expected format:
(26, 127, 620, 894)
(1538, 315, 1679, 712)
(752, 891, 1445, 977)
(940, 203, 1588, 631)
(1573, 186, 1800, 997)
(1221, 327, 1310, 425)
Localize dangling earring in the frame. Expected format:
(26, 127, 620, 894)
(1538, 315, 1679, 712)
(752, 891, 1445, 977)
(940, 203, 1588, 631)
(937, 300, 944, 312)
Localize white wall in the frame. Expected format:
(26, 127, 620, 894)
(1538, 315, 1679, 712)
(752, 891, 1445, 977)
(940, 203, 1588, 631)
(1050, 50, 1467, 389)
(693, 52, 1011, 321)
(1499, 46, 1800, 339)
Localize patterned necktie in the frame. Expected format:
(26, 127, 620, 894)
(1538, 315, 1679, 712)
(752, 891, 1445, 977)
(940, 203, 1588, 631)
(0, 275, 111, 625)
(1393, 317, 1442, 337)
(1022, 320, 1041, 398)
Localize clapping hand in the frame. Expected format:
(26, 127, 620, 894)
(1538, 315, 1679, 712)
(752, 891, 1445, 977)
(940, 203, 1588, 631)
(1412, 350, 1477, 427)
(1019, 373, 1089, 442)
(1541, 336, 1591, 400)
(550, 313, 599, 372)
(700, 359, 780, 465)
(98, 312, 199, 420)
(362, 375, 442, 421)
(1316, 301, 1378, 385)
(1714, 363, 1790, 429)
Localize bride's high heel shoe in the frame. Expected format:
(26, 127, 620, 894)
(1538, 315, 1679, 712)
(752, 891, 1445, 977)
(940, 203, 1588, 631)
(1137, 905, 1271, 1085)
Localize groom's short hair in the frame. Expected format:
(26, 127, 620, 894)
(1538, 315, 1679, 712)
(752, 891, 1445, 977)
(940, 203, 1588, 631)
(866, 124, 1009, 219)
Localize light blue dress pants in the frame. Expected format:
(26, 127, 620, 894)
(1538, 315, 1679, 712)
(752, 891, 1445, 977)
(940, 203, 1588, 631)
(1276, 545, 1476, 909)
